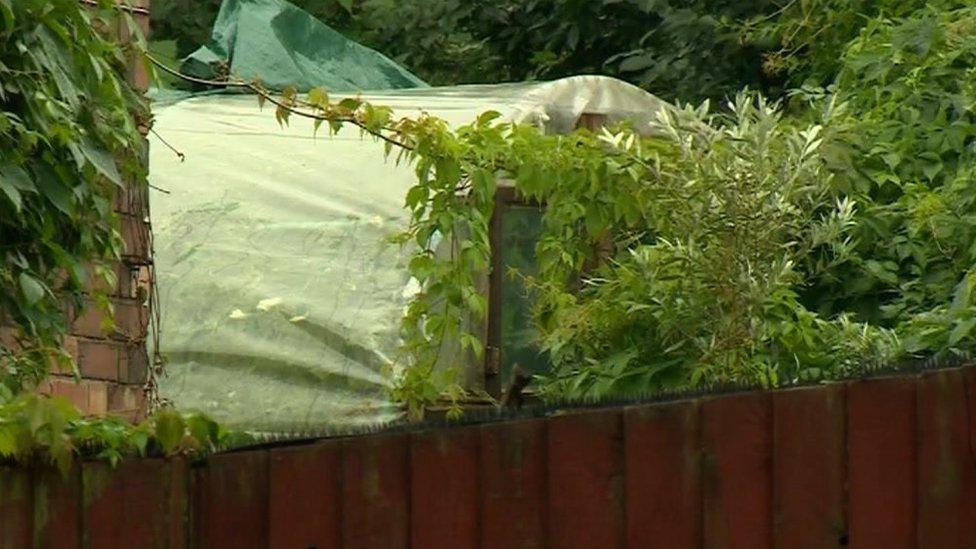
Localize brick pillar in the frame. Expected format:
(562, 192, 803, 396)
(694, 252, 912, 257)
(40, 0, 152, 421)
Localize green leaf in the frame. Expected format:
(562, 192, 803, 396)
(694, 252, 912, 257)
(338, 97, 363, 112)
(0, 0, 13, 30)
(153, 410, 186, 454)
(34, 167, 73, 214)
(0, 162, 35, 211)
(186, 413, 220, 448)
(336, 0, 354, 12)
(80, 138, 122, 187)
(308, 86, 329, 109)
(949, 318, 976, 346)
(19, 273, 46, 305)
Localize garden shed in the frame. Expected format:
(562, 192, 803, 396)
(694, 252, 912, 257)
(148, 75, 669, 430)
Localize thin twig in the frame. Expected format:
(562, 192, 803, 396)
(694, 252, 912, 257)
(145, 53, 416, 152)
(78, 0, 150, 16)
(149, 127, 185, 163)
(148, 184, 171, 195)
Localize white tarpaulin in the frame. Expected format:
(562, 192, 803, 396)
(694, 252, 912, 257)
(149, 76, 667, 430)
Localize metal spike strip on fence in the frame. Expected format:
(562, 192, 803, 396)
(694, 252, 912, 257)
(212, 351, 974, 453)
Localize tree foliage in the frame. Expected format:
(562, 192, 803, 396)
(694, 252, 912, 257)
(236, 1, 976, 411)
(152, 0, 781, 102)
(0, 0, 148, 393)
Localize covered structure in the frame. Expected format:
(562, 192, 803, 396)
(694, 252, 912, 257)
(150, 74, 669, 431)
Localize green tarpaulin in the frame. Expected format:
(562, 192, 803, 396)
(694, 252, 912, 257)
(180, 0, 427, 92)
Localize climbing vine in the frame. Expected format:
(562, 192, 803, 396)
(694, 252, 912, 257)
(0, 0, 149, 394)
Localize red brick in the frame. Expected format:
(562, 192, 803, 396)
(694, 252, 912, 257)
(625, 400, 702, 549)
(70, 297, 147, 340)
(120, 213, 150, 262)
(108, 384, 146, 421)
(114, 181, 149, 216)
(83, 262, 139, 298)
(41, 378, 110, 416)
(64, 337, 147, 383)
(411, 427, 480, 549)
(116, 12, 151, 93)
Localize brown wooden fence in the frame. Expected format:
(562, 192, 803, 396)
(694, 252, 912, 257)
(2, 366, 976, 548)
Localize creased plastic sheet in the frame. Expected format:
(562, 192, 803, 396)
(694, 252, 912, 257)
(181, 0, 427, 92)
(149, 77, 667, 431)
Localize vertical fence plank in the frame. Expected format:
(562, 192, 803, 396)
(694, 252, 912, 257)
(32, 464, 81, 549)
(193, 451, 269, 549)
(702, 392, 773, 549)
(0, 467, 31, 549)
(916, 368, 976, 547)
(847, 376, 916, 549)
(269, 442, 342, 549)
(772, 384, 846, 549)
(83, 459, 173, 548)
(166, 458, 189, 549)
(342, 433, 409, 549)
(548, 410, 625, 549)
(481, 420, 547, 549)
(411, 427, 480, 549)
(624, 400, 701, 549)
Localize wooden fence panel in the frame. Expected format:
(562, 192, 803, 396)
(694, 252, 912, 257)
(624, 400, 702, 549)
(269, 442, 342, 549)
(916, 368, 976, 547)
(702, 392, 773, 549)
(772, 384, 847, 549)
(0, 468, 31, 549)
(31, 464, 82, 549)
(411, 427, 480, 549)
(480, 420, 547, 549)
(83, 459, 177, 548)
(847, 377, 917, 549)
(341, 433, 409, 549)
(193, 451, 269, 549)
(548, 410, 625, 549)
(7, 368, 976, 548)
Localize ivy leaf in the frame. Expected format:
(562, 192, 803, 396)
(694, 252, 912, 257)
(19, 273, 46, 305)
(186, 413, 220, 449)
(80, 138, 122, 187)
(336, 0, 354, 12)
(338, 97, 363, 112)
(34, 167, 74, 215)
(275, 104, 290, 127)
(308, 86, 329, 109)
(0, 162, 35, 211)
(153, 409, 186, 454)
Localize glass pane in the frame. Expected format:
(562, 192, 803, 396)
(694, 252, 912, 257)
(498, 204, 549, 386)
